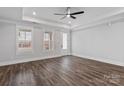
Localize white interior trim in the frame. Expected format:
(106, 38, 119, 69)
(72, 17, 124, 31)
(72, 53, 124, 67)
(1, 8, 124, 31)
(23, 16, 70, 29)
(0, 55, 62, 67)
(0, 17, 70, 30)
(72, 8, 124, 31)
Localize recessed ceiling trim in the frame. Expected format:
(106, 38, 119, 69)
(22, 16, 70, 29)
(72, 16, 124, 31)
(72, 8, 124, 31)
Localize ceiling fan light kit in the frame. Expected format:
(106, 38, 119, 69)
(54, 7, 84, 20)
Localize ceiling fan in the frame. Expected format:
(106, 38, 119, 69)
(54, 7, 84, 20)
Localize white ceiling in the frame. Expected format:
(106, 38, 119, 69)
(23, 7, 119, 26)
(0, 7, 124, 29)
(0, 7, 22, 20)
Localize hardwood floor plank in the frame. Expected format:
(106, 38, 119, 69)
(0, 55, 124, 86)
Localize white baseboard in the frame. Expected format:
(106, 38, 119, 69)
(1, 54, 123, 67)
(0, 55, 62, 66)
(72, 53, 124, 67)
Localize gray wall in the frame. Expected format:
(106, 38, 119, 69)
(0, 21, 70, 66)
(72, 22, 124, 66)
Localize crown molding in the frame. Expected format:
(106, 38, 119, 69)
(1, 8, 124, 31)
(71, 8, 124, 31)
(72, 16, 124, 32)
(0, 16, 71, 31)
(22, 16, 70, 29)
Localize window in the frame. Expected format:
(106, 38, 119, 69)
(17, 27, 32, 50)
(62, 33, 67, 50)
(43, 32, 53, 50)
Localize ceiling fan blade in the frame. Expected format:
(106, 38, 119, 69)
(70, 11, 84, 15)
(54, 13, 66, 15)
(60, 16, 67, 20)
(70, 15, 76, 19)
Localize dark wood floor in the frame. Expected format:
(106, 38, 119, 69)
(0, 55, 124, 86)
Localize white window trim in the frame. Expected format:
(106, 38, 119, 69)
(62, 32, 68, 50)
(16, 25, 33, 55)
(43, 31, 54, 52)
